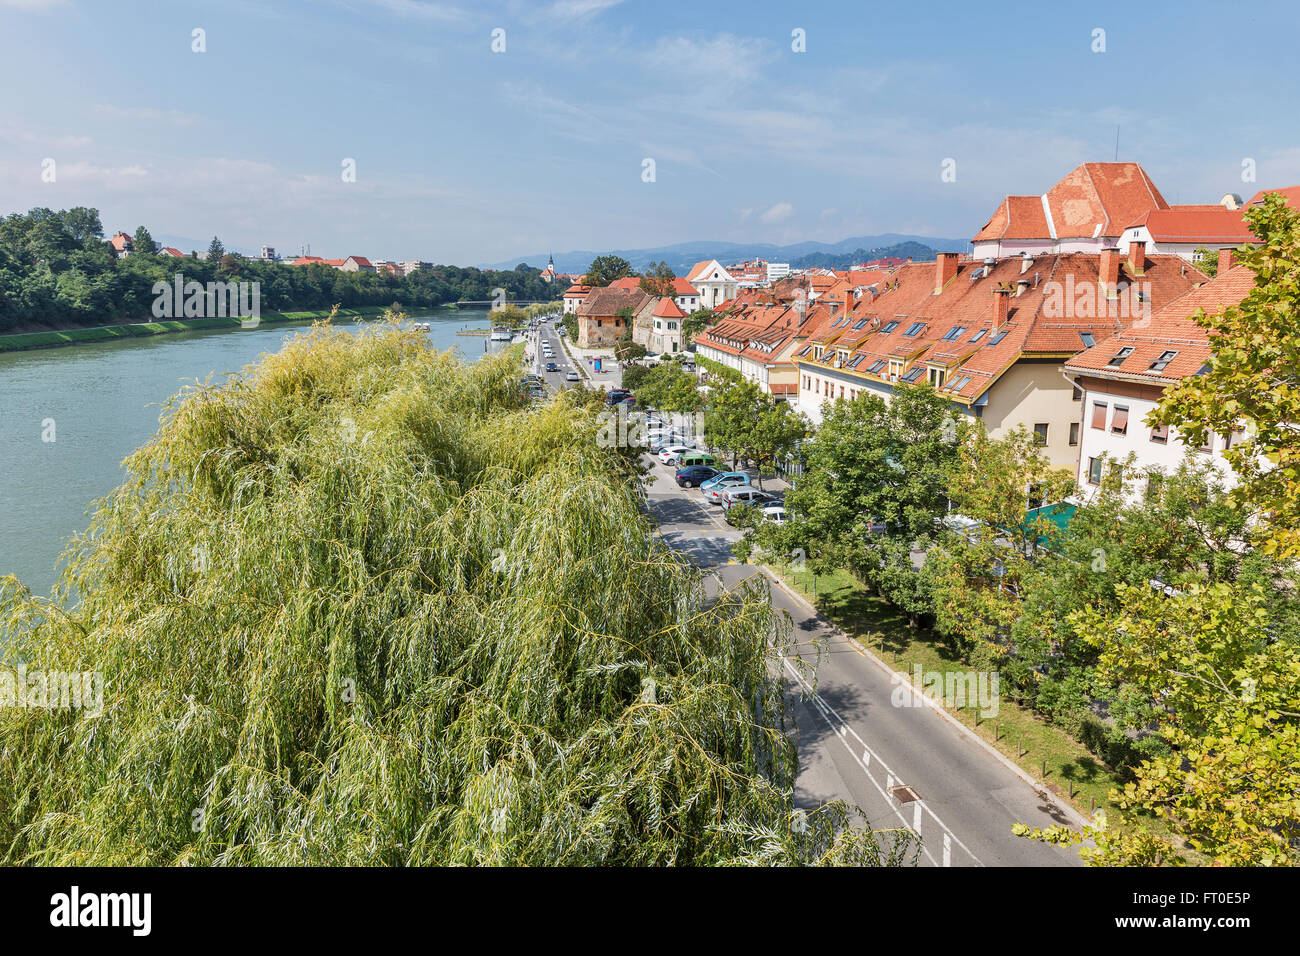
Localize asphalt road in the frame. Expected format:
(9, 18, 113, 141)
(526, 320, 580, 393)
(643, 454, 1085, 867)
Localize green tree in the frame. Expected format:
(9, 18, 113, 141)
(638, 260, 676, 298)
(584, 255, 634, 287)
(680, 308, 714, 349)
(1154, 193, 1300, 557)
(925, 426, 1074, 665)
(132, 226, 158, 255)
(206, 236, 225, 261)
(0, 319, 916, 867)
(1017, 581, 1300, 866)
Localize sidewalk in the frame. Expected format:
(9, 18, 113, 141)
(564, 340, 623, 390)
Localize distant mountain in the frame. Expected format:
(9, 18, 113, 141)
(789, 241, 941, 271)
(483, 234, 970, 275)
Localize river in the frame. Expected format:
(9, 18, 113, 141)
(0, 309, 506, 597)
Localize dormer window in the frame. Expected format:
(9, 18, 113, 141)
(1108, 346, 1134, 367)
(1150, 350, 1178, 371)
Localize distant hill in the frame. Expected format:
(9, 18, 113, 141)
(789, 241, 940, 271)
(483, 233, 969, 275)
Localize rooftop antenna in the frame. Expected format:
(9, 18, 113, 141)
(1114, 125, 1120, 162)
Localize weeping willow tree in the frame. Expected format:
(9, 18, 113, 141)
(1, 316, 914, 866)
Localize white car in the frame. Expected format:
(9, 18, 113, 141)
(720, 488, 774, 511)
(565, 370, 580, 382)
(657, 444, 695, 465)
(761, 505, 788, 525)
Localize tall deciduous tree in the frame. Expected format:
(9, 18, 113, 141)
(1155, 193, 1300, 557)
(132, 226, 158, 255)
(583, 255, 634, 288)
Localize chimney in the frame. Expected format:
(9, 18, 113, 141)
(993, 287, 1010, 326)
(1218, 248, 1235, 274)
(1020, 252, 1034, 274)
(1128, 240, 1146, 275)
(1016, 278, 1030, 297)
(934, 252, 959, 294)
(1100, 246, 1120, 298)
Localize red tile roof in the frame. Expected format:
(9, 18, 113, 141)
(576, 286, 648, 318)
(1247, 185, 1300, 208)
(974, 162, 1168, 244)
(1127, 206, 1257, 243)
(653, 296, 687, 318)
(972, 195, 1050, 242)
(1065, 265, 1255, 383)
(798, 251, 1205, 403)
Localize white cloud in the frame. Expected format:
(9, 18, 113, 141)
(341, 0, 468, 22)
(759, 202, 794, 224)
(548, 0, 622, 18)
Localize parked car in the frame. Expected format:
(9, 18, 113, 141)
(674, 465, 720, 488)
(605, 389, 632, 404)
(721, 488, 774, 511)
(565, 370, 580, 382)
(678, 452, 716, 469)
(761, 505, 788, 525)
(647, 434, 682, 453)
(658, 444, 696, 465)
(701, 472, 751, 502)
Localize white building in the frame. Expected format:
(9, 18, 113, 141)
(1064, 254, 1250, 499)
(766, 262, 790, 282)
(685, 259, 739, 309)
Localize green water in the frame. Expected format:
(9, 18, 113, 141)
(0, 310, 501, 596)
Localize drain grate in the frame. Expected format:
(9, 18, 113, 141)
(889, 785, 921, 803)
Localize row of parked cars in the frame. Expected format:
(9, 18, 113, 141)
(643, 426, 787, 525)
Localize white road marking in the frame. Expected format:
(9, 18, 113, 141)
(780, 656, 985, 867)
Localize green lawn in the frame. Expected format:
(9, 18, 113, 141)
(767, 562, 1129, 822)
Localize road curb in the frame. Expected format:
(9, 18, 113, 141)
(761, 567, 1091, 832)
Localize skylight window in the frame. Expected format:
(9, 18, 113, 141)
(941, 325, 969, 341)
(969, 328, 988, 343)
(988, 330, 1008, 345)
(900, 367, 924, 383)
(867, 359, 887, 374)
(948, 375, 972, 391)
(1150, 350, 1179, 371)
(847, 355, 865, 369)
(852, 319, 869, 330)
(1108, 346, 1134, 367)
(903, 322, 925, 337)
(881, 320, 900, 333)
(1080, 332, 1096, 347)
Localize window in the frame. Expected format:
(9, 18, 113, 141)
(1033, 423, 1049, 445)
(928, 366, 947, 387)
(900, 367, 924, 383)
(847, 355, 865, 369)
(867, 359, 887, 374)
(1108, 346, 1134, 367)
(948, 375, 971, 391)
(1069, 422, 1080, 446)
(969, 328, 988, 343)
(1072, 385, 1082, 401)
(1087, 457, 1103, 485)
(888, 360, 904, 378)
(881, 321, 899, 333)
(1226, 427, 1247, 449)
(988, 329, 1009, 345)
(903, 322, 925, 337)
(1111, 405, 1130, 435)
(1150, 349, 1179, 371)
(852, 319, 869, 330)
(1149, 423, 1169, 445)
(1145, 473, 1163, 499)
(1080, 332, 1096, 348)
(1091, 401, 1108, 430)
(941, 325, 969, 341)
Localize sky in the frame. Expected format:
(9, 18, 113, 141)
(1, 0, 1298, 266)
